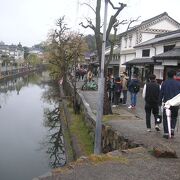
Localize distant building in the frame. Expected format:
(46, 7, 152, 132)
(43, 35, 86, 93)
(0, 42, 24, 64)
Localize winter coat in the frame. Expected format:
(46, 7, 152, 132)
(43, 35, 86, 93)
(128, 79, 140, 93)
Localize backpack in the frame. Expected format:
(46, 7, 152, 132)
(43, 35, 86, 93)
(133, 83, 140, 93)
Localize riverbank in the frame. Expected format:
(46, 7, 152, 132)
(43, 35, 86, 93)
(34, 79, 180, 180)
(0, 68, 36, 82)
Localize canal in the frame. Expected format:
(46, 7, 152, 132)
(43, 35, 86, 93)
(0, 72, 65, 180)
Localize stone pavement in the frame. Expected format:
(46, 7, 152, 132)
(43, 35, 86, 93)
(76, 79, 180, 156)
(35, 79, 180, 180)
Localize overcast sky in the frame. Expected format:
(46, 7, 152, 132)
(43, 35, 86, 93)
(0, 0, 180, 47)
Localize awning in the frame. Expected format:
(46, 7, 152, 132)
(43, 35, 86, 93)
(153, 46, 180, 60)
(122, 58, 161, 65)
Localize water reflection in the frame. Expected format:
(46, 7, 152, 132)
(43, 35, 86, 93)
(43, 107, 66, 168)
(41, 81, 66, 168)
(0, 72, 66, 179)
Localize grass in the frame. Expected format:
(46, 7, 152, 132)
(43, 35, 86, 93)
(88, 154, 128, 165)
(69, 107, 94, 156)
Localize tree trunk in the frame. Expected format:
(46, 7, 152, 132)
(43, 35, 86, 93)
(103, 77, 112, 115)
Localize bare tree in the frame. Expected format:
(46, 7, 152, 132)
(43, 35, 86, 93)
(80, 1, 126, 114)
(80, 1, 126, 66)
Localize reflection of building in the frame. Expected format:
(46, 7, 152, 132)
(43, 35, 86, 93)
(118, 12, 180, 78)
(125, 29, 180, 83)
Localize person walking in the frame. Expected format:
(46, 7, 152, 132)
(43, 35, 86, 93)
(159, 69, 180, 139)
(128, 74, 140, 109)
(122, 72, 129, 105)
(142, 74, 160, 132)
(107, 74, 115, 104)
(113, 77, 122, 107)
(87, 69, 93, 82)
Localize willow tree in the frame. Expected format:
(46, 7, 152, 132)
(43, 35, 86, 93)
(80, 1, 127, 114)
(47, 17, 88, 82)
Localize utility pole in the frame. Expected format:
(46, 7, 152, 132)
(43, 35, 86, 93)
(94, 0, 108, 154)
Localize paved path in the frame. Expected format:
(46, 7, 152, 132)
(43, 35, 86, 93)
(77, 79, 180, 156)
(36, 79, 180, 180)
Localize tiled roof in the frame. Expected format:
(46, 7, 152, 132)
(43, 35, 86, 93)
(134, 30, 180, 48)
(153, 46, 180, 60)
(122, 58, 160, 65)
(118, 12, 180, 37)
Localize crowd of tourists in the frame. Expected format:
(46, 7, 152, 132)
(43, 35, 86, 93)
(107, 69, 180, 139)
(107, 72, 140, 108)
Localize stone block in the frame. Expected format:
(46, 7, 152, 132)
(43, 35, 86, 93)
(153, 144, 177, 158)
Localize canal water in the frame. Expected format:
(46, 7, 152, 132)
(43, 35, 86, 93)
(0, 72, 65, 180)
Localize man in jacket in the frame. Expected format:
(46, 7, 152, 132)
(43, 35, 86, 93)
(128, 74, 140, 109)
(142, 74, 160, 132)
(159, 69, 180, 139)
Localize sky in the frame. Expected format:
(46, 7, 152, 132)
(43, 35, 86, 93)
(0, 0, 180, 47)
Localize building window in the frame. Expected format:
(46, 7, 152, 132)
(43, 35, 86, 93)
(142, 49, 150, 57)
(164, 44, 175, 52)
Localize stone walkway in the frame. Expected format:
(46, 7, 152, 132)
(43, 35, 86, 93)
(35, 79, 180, 180)
(77, 79, 180, 156)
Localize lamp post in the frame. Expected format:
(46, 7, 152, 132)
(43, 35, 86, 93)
(94, 0, 108, 154)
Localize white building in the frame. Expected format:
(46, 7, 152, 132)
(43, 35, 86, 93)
(118, 12, 180, 75)
(126, 29, 180, 83)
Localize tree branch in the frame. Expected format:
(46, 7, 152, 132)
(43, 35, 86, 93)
(79, 18, 96, 31)
(81, 3, 96, 14)
(126, 16, 141, 31)
(106, 2, 127, 39)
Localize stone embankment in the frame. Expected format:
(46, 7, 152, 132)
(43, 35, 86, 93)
(33, 79, 180, 180)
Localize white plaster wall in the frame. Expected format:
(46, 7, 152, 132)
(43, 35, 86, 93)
(136, 49, 142, 58)
(150, 19, 178, 30)
(175, 41, 180, 46)
(131, 33, 137, 46)
(126, 53, 136, 62)
(141, 33, 156, 42)
(119, 53, 135, 72)
(136, 47, 156, 58)
(121, 32, 137, 51)
(120, 55, 126, 65)
(155, 45, 164, 55)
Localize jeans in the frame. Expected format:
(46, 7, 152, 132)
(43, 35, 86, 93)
(108, 90, 114, 104)
(145, 103, 159, 129)
(122, 90, 127, 104)
(114, 92, 121, 105)
(163, 106, 179, 134)
(130, 92, 137, 106)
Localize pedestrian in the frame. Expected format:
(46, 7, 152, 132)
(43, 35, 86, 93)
(107, 74, 115, 104)
(112, 77, 122, 107)
(142, 74, 160, 132)
(128, 74, 140, 109)
(121, 72, 129, 105)
(79, 65, 85, 80)
(87, 69, 93, 82)
(159, 69, 180, 139)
